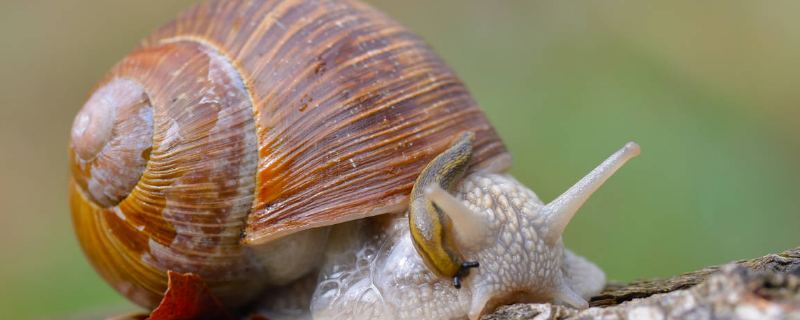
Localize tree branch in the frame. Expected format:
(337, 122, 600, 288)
(483, 246, 800, 320)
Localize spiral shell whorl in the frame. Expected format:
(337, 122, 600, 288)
(70, 0, 509, 310)
(70, 40, 264, 308)
(70, 79, 153, 207)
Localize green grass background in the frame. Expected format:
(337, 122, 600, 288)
(1, 1, 799, 319)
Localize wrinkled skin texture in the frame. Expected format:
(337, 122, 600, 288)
(254, 142, 639, 320)
(309, 173, 605, 320)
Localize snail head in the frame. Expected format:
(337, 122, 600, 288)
(418, 141, 640, 319)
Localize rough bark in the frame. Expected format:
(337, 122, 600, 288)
(482, 247, 800, 320)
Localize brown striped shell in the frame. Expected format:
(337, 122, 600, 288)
(69, 0, 509, 310)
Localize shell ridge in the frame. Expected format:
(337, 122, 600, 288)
(158, 36, 263, 244)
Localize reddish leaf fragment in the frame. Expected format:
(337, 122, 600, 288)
(146, 271, 234, 320)
(249, 315, 271, 320)
(106, 313, 149, 320)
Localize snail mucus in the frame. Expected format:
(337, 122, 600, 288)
(68, 0, 641, 319)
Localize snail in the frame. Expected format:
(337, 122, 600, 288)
(67, 0, 640, 319)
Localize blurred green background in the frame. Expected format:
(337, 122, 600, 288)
(1, 0, 799, 319)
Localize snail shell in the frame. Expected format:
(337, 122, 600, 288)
(69, 0, 509, 309)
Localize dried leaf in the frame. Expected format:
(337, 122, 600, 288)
(106, 313, 149, 320)
(145, 271, 234, 320)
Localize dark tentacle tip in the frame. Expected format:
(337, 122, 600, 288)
(452, 261, 480, 289)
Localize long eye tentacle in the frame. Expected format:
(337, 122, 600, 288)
(408, 131, 478, 288)
(540, 142, 641, 242)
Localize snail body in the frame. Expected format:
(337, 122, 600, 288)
(309, 142, 639, 320)
(68, 0, 639, 319)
